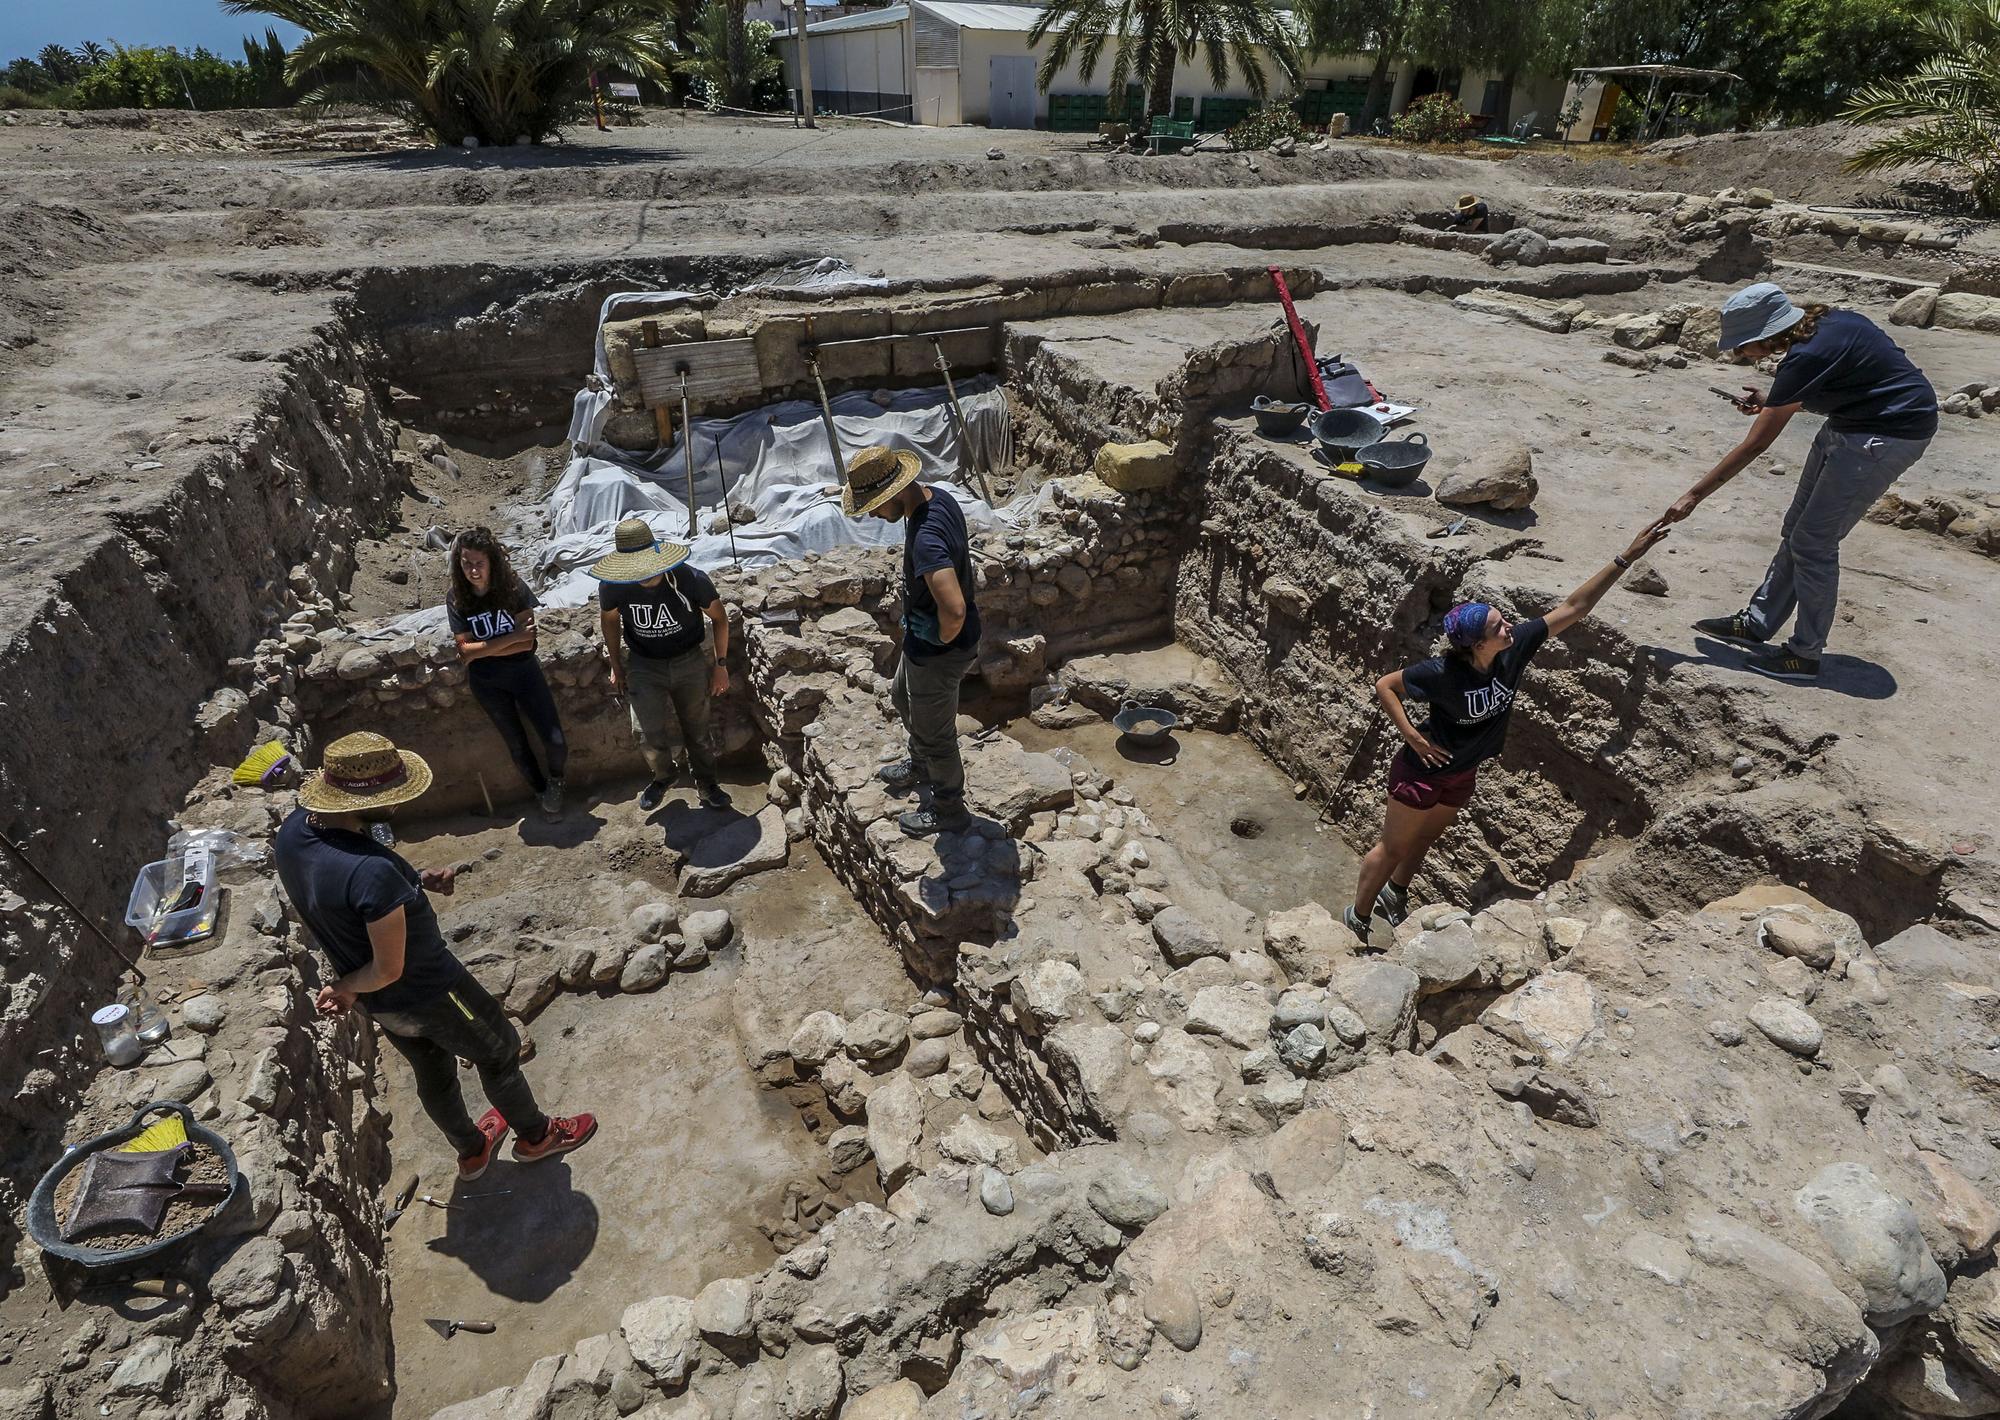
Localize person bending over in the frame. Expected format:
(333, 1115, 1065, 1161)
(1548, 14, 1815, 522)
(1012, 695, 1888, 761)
(1347, 523, 1669, 942)
(275, 731, 595, 1179)
(1661, 281, 1937, 683)
(447, 527, 568, 821)
(592, 518, 732, 813)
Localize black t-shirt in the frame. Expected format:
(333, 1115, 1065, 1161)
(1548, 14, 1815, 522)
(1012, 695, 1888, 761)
(902, 485, 980, 660)
(600, 564, 719, 659)
(1399, 616, 1551, 776)
(274, 809, 468, 1012)
(1766, 310, 1938, 440)
(447, 579, 539, 682)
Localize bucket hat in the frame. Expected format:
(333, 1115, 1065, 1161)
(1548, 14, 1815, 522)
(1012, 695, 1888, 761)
(1718, 282, 1806, 351)
(299, 731, 434, 814)
(838, 445, 922, 517)
(1456, 193, 1480, 211)
(588, 517, 691, 584)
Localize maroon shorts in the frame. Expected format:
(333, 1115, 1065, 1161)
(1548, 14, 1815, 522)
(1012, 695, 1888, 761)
(1387, 748, 1478, 810)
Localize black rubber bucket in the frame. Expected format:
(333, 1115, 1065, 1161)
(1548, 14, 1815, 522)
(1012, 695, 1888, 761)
(1113, 699, 1180, 746)
(1251, 397, 1310, 437)
(1355, 432, 1433, 487)
(1312, 407, 1387, 458)
(28, 1101, 245, 1272)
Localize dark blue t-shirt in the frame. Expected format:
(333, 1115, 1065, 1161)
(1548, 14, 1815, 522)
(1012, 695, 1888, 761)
(447, 578, 539, 685)
(275, 809, 469, 1012)
(1399, 616, 1550, 776)
(600, 564, 719, 659)
(902, 485, 980, 660)
(1767, 310, 1938, 440)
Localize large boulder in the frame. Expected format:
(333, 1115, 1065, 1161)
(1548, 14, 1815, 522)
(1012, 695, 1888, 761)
(1794, 1162, 1948, 1326)
(1934, 291, 2000, 334)
(1093, 439, 1176, 493)
(1263, 902, 1348, 985)
(1435, 440, 1538, 511)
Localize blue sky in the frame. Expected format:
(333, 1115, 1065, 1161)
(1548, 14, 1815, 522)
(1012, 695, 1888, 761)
(1, 2, 305, 62)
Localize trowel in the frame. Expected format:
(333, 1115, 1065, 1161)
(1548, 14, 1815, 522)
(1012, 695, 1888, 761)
(427, 1318, 497, 1340)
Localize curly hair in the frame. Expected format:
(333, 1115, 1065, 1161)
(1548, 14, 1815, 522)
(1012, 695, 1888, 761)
(1765, 303, 1831, 354)
(447, 526, 525, 616)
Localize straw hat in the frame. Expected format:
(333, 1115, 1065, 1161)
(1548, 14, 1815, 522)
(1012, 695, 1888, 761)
(299, 731, 434, 814)
(838, 445, 922, 517)
(1455, 193, 1480, 211)
(589, 517, 691, 584)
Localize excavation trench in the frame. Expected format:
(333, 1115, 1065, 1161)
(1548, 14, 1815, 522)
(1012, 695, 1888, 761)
(4, 231, 1980, 1420)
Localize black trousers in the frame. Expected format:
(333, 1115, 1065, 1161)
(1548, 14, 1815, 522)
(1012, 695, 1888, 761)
(469, 655, 568, 794)
(370, 974, 548, 1158)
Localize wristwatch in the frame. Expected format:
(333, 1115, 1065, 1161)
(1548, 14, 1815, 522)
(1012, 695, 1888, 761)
(1613, 554, 1631, 570)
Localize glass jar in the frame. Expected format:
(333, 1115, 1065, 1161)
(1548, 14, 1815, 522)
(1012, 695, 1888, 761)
(122, 984, 173, 1047)
(91, 1004, 144, 1067)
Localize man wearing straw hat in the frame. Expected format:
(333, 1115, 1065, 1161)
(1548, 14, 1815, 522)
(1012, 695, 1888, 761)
(840, 446, 981, 838)
(592, 517, 733, 813)
(275, 732, 597, 1180)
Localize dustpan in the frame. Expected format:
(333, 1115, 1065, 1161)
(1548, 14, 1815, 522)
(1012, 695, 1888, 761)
(28, 1102, 244, 1271)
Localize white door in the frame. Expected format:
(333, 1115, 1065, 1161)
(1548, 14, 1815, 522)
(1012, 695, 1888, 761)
(989, 55, 1036, 129)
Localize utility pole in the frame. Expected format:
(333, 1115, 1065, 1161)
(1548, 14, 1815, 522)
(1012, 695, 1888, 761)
(793, 0, 817, 127)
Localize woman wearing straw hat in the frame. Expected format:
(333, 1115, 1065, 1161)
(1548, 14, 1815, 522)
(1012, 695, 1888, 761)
(275, 732, 596, 1179)
(840, 445, 981, 838)
(591, 517, 733, 813)
(447, 527, 568, 821)
(1660, 281, 1937, 683)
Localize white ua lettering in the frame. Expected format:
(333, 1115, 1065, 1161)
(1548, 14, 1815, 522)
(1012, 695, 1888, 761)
(1461, 681, 1514, 721)
(467, 609, 516, 639)
(628, 601, 687, 634)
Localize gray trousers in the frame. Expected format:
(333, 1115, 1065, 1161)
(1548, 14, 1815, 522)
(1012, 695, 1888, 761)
(891, 644, 976, 804)
(1745, 424, 1929, 658)
(626, 647, 719, 786)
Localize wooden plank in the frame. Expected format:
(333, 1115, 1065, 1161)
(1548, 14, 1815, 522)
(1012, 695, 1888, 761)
(643, 321, 674, 448)
(633, 338, 762, 406)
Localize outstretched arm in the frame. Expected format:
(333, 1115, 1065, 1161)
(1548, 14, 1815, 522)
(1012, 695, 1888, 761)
(1544, 523, 1672, 638)
(1661, 400, 1801, 524)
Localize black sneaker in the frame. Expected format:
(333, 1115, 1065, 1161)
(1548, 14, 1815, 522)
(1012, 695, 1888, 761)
(638, 779, 668, 811)
(1375, 882, 1408, 927)
(1746, 648, 1820, 682)
(1693, 612, 1766, 647)
(900, 803, 972, 838)
(696, 780, 731, 811)
(878, 759, 921, 793)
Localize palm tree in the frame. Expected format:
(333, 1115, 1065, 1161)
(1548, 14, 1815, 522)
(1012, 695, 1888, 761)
(1029, 0, 1298, 124)
(222, 0, 675, 144)
(78, 41, 112, 69)
(1842, 0, 2000, 215)
(37, 45, 82, 85)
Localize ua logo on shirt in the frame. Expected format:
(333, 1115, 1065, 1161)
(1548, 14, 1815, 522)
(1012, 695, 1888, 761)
(628, 602, 687, 634)
(465, 608, 517, 639)
(1461, 681, 1514, 721)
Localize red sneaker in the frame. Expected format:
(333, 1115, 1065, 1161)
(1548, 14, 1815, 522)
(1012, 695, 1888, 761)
(458, 1108, 509, 1181)
(513, 1113, 596, 1164)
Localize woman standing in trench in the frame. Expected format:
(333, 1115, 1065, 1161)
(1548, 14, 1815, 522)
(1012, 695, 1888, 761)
(447, 527, 568, 820)
(1346, 523, 1670, 942)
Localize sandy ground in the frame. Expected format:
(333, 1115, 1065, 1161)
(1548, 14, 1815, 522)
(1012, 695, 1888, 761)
(381, 772, 910, 1417)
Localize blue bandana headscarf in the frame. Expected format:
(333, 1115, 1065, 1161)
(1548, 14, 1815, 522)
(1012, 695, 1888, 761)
(1443, 602, 1493, 649)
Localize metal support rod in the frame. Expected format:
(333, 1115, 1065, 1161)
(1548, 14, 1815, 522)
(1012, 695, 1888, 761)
(710, 430, 741, 570)
(930, 337, 997, 505)
(0, 827, 146, 982)
(678, 370, 698, 541)
(802, 350, 849, 480)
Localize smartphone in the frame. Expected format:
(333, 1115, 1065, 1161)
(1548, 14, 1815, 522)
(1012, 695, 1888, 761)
(1709, 385, 1755, 409)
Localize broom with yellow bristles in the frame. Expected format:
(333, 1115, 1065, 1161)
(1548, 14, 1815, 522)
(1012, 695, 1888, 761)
(231, 742, 295, 789)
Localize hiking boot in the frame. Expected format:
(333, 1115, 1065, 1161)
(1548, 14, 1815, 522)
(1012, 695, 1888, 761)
(1375, 882, 1409, 928)
(513, 1113, 597, 1164)
(458, 1108, 509, 1182)
(1693, 612, 1766, 646)
(1747, 647, 1820, 683)
(696, 780, 732, 811)
(877, 759, 922, 793)
(899, 802, 972, 838)
(538, 779, 565, 821)
(638, 779, 668, 812)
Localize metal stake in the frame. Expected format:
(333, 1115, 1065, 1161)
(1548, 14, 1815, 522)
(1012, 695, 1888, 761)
(711, 429, 741, 571)
(802, 349, 848, 480)
(678, 370, 698, 541)
(0, 827, 146, 981)
(930, 336, 997, 505)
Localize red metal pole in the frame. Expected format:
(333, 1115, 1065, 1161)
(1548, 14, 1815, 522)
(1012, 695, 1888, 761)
(1269, 266, 1330, 411)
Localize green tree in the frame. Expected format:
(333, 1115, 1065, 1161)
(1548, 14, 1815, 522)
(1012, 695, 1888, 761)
(1029, 0, 1299, 124)
(241, 28, 296, 106)
(37, 46, 83, 84)
(1843, 0, 2000, 212)
(71, 45, 257, 109)
(1298, 0, 1486, 127)
(678, 3, 780, 109)
(79, 41, 112, 68)
(223, 0, 675, 144)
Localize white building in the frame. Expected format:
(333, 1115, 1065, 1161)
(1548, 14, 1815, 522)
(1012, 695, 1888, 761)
(772, 0, 1565, 132)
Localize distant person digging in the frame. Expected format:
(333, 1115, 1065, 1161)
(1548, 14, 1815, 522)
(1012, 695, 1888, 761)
(275, 732, 596, 1180)
(1346, 524, 1670, 942)
(838, 445, 982, 839)
(1660, 281, 1938, 683)
(592, 518, 733, 813)
(1449, 193, 1491, 233)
